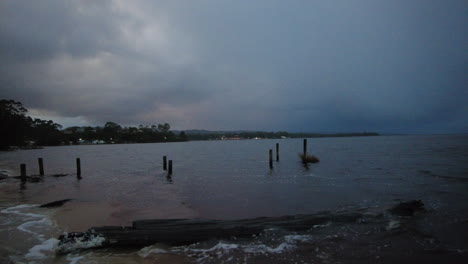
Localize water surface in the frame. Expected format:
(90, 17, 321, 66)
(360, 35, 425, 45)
(1, 135, 467, 263)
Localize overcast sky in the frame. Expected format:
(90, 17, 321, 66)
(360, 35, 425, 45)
(1, 0, 466, 133)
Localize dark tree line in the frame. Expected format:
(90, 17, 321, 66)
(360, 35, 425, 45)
(0, 99, 186, 150)
(1, 99, 379, 150)
(62, 122, 187, 144)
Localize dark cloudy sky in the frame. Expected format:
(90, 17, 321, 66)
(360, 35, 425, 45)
(1, 0, 467, 133)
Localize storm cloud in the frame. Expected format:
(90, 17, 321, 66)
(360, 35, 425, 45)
(1, 0, 466, 133)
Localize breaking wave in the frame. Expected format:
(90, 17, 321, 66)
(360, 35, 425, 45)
(138, 233, 315, 263)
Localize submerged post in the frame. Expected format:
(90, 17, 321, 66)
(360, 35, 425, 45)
(168, 160, 173, 175)
(303, 139, 307, 156)
(38, 158, 44, 176)
(269, 149, 273, 169)
(20, 163, 26, 182)
(276, 143, 279, 161)
(76, 158, 82, 179)
(163, 156, 167, 171)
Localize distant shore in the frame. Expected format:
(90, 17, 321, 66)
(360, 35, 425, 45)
(1, 132, 380, 151)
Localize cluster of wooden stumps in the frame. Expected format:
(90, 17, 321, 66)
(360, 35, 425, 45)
(269, 139, 319, 169)
(19, 157, 82, 184)
(268, 143, 280, 169)
(162, 156, 173, 175)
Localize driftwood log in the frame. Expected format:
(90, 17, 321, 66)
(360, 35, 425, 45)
(57, 200, 424, 254)
(57, 211, 363, 253)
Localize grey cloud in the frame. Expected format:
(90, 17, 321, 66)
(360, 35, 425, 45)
(0, 0, 124, 62)
(0, 0, 467, 133)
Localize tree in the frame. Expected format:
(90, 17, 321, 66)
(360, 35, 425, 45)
(103, 121, 122, 142)
(179, 131, 188, 141)
(30, 118, 63, 146)
(104, 122, 122, 132)
(0, 100, 29, 149)
(1, 99, 66, 148)
(157, 123, 170, 133)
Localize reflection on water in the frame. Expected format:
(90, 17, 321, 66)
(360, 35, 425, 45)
(0, 135, 467, 263)
(1, 135, 468, 223)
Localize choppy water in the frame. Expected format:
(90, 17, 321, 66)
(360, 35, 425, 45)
(1, 135, 467, 263)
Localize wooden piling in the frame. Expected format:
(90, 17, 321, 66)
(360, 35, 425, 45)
(20, 163, 26, 182)
(168, 160, 173, 175)
(38, 158, 44, 176)
(276, 143, 279, 161)
(76, 158, 82, 179)
(303, 139, 307, 156)
(163, 156, 167, 171)
(269, 149, 273, 169)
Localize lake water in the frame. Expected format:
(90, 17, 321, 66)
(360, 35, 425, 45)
(1, 135, 467, 263)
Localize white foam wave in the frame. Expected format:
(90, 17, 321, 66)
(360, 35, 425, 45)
(138, 246, 168, 257)
(190, 242, 240, 253)
(1, 204, 53, 241)
(17, 217, 51, 239)
(139, 234, 315, 260)
(386, 219, 401, 230)
(312, 222, 332, 229)
(66, 254, 85, 264)
(57, 233, 106, 254)
(1, 204, 39, 216)
(243, 242, 294, 253)
(25, 238, 59, 260)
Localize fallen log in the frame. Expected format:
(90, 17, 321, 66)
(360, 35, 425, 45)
(57, 200, 425, 254)
(57, 211, 363, 254)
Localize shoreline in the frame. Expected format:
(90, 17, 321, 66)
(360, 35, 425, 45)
(4, 133, 468, 152)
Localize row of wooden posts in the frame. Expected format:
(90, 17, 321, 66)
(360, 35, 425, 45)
(19, 155, 174, 181)
(19, 158, 82, 182)
(18, 139, 310, 181)
(269, 139, 308, 169)
(19, 156, 174, 183)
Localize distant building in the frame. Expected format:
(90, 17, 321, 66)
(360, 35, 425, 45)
(221, 137, 242, 140)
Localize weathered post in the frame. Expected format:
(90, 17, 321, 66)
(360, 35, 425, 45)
(269, 149, 273, 169)
(76, 158, 82, 179)
(276, 143, 279, 161)
(20, 163, 26, 182)
(303, 139, 307, 156)
(168, 160, 173, 175)
(163, 156, 167, 171)
(38, 158, 44, 176)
